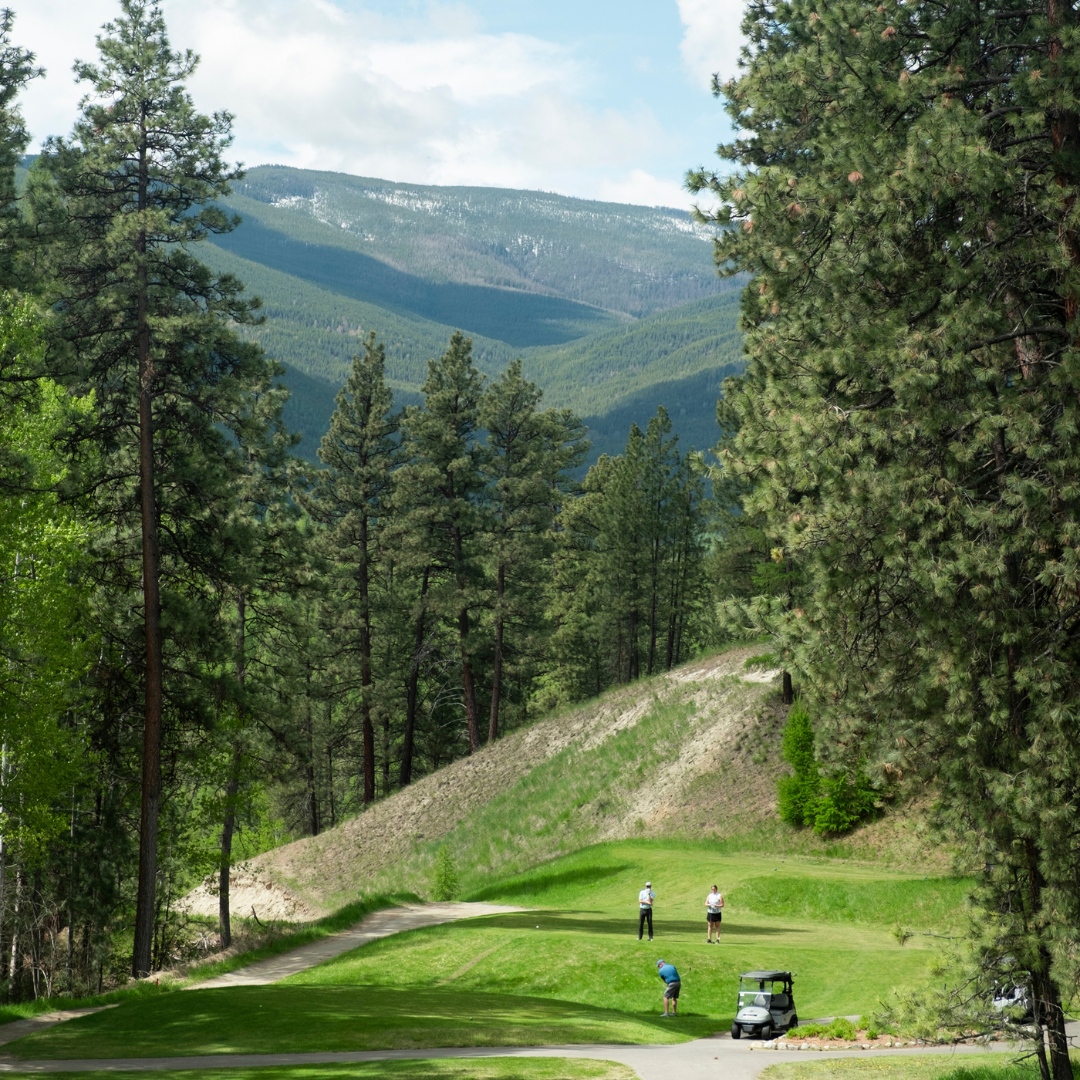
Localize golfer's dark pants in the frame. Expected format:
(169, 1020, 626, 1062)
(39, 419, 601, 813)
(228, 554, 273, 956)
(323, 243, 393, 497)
(638, 907, 653, 939)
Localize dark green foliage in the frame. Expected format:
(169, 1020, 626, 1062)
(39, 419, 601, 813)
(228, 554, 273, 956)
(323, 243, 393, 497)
(777, 701, 875, 836)
(690, 0, 1080, 1074)
(813, 773, 877, 838)
(543, 408, 710, 704)
(777, 703, 818, 829)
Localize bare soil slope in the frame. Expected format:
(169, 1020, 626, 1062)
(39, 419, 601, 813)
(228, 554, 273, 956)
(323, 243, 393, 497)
(184, 646, 938, 921)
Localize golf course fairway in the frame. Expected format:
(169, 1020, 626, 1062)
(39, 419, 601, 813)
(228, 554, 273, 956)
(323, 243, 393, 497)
(7, 841, 967, 1060)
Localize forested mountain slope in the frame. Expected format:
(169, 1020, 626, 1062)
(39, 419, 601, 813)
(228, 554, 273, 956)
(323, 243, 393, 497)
(194, 165, 741, 460)
(185, 647, 935, 920)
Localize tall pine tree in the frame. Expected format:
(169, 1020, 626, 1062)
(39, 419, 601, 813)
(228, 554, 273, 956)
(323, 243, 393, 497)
(690, 1, 1080, 1074)
(31, 0, 276, 977)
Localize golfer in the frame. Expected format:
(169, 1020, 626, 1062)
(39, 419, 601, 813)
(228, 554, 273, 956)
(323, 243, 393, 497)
(705, 884, 724, 942)
(637, 880, 655, 940)
(656, 958, 681, 1016)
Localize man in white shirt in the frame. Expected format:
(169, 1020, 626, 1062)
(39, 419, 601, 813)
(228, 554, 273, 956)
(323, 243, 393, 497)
(637, 881, 655, 940)
(705, 884, 724, 942)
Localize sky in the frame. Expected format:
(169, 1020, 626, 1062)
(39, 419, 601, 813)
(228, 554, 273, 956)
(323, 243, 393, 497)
(18, 0, 746, 210)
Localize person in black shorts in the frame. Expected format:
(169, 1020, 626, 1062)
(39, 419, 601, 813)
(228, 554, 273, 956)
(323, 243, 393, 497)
(705, 884, 724, 942)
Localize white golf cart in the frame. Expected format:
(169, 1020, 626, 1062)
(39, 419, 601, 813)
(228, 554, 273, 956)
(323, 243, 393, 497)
(731, 970, 798, 1040)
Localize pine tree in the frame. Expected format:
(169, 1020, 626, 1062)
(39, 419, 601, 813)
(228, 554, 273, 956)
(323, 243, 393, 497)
(689, 2, 1080, 1074)
(31, 0, 275, 978)
(395, 333, 487, 754)
(305, 334, 398, 802)
(480, 360, 586, 740)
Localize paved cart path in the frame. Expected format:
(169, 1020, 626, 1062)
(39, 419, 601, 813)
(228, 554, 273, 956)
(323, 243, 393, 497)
(188, 901, 523, 989)
(0, 1036, 1053, 1079)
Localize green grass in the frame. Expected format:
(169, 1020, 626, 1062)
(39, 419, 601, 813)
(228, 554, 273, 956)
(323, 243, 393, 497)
(726, 875, 971, 929)
(7, 840, 966, 1061)
(12, 1061, 636, 1080)
(6, 986, 698, 1059)
(761, 1055, 1080, 1080)
(366, 677, 764, 902)
(0, 893, 414, 1028)
(178, 892, 418, 986)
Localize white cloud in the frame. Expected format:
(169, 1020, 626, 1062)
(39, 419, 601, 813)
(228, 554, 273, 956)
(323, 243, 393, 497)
(16, 0, 680, 205)
(676, 0, 747, 89)
(596, 169, 691, 210)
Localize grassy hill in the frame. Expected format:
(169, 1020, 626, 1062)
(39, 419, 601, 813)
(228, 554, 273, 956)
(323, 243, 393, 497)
(183, 647, 942, 921)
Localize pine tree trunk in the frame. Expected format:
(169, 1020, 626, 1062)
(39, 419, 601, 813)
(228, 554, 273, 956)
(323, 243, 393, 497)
(219, 591, 247, 949)
(8, 865, 19, 983)
(452, 526, 480, 752)
(400, 569, 428, 787)
(488, 563, 505, 743)
(133, 129, 165, 979)
(459, 607, 480, 753)
(359, 516, 375, 804)
(218, 746, 241, 949)
(782, 671, 794, 705)
(305, 694, 319, 836)
(326, 741, 336, 827)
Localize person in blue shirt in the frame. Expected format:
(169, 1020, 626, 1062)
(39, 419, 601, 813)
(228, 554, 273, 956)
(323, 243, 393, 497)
(656, 959, 681, 1016)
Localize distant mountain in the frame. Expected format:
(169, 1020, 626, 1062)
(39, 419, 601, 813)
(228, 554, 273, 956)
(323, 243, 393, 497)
(22, 158, 744, 462)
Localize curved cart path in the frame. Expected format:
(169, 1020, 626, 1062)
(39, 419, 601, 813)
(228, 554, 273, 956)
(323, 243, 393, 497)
(0, 1036, 1046, 1079)
(188, 901, 523, 989)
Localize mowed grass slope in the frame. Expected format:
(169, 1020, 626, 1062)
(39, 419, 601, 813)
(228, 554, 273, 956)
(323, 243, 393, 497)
(11, 842, 970, 1060)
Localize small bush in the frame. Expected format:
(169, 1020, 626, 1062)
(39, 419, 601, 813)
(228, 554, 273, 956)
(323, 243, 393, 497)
(813, 769, 877, 836)
(431, 848, 460, 901)
(777, 700, 877, 836)
(778, 702, 819, 827)
(743, 653, 776, 669)
(787, 1017, 858, 1041)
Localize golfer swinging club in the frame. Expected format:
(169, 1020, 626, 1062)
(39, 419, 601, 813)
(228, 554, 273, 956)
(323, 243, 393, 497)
(637, 880, 655, 940)
(656, 958, 681, 1016)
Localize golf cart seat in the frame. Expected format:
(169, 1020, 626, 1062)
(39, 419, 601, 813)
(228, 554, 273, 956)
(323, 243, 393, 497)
(754, 994, 767, 1007)
(772, 993, 791, 1009)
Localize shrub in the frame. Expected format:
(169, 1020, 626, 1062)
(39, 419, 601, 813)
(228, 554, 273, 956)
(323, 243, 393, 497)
(787, 1018, 857, 1040)
(431, 848, 460, 901)
(777, 700, 878, 836)
(813, 769, 877, 836)
(778, 701, 819, 827)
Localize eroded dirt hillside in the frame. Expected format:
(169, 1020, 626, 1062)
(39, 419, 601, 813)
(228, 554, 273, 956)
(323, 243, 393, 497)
(184, 646, 937, 921)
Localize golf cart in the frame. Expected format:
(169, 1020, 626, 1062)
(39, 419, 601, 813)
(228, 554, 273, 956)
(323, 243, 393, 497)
(731, 971, 798, 1040)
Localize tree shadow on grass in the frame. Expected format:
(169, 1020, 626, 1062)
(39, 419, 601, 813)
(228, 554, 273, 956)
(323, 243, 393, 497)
(468, 863, 633, 902)
(478, 912, 806, 937)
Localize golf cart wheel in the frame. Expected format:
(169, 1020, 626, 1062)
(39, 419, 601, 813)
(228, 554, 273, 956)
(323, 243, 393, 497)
(789, 1014, 798, 1030)
(731, 1023, 741, 1039)
(760, 1022, 772, 1040)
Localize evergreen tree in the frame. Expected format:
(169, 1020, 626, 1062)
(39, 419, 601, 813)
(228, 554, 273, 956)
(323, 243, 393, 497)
(305, 333, 398, 802)
(395, 333, 488, 754)
(31, 0, 276, 977)
(479, 360, 586, 740)
(546, 409, 709, 701)
(690, 1, 1080, 1074)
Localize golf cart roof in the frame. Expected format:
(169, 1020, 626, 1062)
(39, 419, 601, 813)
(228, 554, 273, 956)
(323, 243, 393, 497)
(739, 971, 792, 981)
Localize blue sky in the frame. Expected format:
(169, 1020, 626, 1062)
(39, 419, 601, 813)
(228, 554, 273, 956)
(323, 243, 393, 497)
(21, 0, 744, 208)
